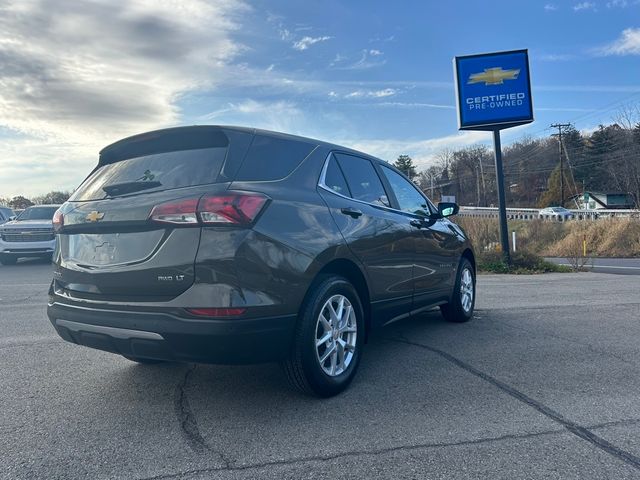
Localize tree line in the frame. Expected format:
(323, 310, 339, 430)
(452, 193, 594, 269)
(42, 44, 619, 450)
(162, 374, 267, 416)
(0, 191, 71, 210)
(393, 118, 640, 209)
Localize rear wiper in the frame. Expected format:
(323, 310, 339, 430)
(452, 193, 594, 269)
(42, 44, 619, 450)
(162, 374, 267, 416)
(102, 181, 162, 197)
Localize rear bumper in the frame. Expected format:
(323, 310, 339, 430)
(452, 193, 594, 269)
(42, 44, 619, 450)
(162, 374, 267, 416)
(47, 301, 297, 364)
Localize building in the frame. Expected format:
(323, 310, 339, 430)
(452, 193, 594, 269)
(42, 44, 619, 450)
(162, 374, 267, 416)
(570, 191, 636, 210)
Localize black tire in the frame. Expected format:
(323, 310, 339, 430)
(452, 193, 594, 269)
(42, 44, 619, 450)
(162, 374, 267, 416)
(122, 355, 166, 364)
(440, 258, 475, 323)
(282, 275, 365, 398)
(0, 255, 17, 265)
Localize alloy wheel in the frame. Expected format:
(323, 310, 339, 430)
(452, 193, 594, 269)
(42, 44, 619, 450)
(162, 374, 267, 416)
(315, 294, 357, 376)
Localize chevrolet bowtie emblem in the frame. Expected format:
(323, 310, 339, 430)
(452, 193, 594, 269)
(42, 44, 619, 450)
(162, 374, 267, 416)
(86, 211, 105, 222)
(468, 67, 520, 85)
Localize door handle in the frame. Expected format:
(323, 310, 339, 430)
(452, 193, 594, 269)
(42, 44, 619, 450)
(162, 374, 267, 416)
(341, 207, 363, 218)
(410, 219, 424, 229)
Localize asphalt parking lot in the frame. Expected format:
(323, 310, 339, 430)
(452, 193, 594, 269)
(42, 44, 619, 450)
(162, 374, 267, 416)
(1, 260, 640, 479)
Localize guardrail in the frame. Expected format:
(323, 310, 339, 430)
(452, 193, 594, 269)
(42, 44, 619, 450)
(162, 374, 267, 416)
(459, 206, 639, 221)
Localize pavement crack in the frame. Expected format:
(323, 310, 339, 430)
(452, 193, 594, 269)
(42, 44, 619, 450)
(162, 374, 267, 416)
(588, 418, 640, 430)
(388, 336, 640, 472)
(174, 364, 229, 466)
(136, 428, 566, 480)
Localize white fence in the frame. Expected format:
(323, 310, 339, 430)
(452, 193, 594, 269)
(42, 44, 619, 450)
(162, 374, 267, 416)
(459, 206, 639, 221)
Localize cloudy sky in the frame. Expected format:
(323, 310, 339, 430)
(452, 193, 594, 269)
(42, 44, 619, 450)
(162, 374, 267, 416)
(1, 0, 640, 197)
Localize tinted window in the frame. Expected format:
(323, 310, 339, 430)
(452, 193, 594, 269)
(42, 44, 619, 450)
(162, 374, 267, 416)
(235, 135, 315, 181)
(16, 206, 59, 220)
(380, 165, 430, 216)
(70, 147, 227, 201)
(335, 154, 389, 207)
(323, 157, 351, 196)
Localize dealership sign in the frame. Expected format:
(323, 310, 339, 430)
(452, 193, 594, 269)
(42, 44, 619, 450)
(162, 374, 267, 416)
(454, 49, 533, 130)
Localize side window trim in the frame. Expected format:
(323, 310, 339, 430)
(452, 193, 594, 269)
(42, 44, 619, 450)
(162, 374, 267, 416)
(333, 155, 353, 197)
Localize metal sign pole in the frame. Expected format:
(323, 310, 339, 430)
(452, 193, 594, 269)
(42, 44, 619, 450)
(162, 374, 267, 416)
(492, 129, 511, 264)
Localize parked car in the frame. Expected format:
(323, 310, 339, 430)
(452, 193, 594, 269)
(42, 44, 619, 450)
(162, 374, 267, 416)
(47, 126, 476, 397)
(0, 204, 60, 265)
(539, 206, 573, 220)
(0, 206, 15, 225)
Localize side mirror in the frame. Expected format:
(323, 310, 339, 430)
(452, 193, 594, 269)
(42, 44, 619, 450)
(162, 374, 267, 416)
(437, 202, 459, 218)
(8, 216, 16, 221)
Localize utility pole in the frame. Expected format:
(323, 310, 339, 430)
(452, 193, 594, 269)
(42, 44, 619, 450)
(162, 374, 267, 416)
(430, 174, 434, 200)
(551, 123, 571, 207)
(478, 157, 486, 206)
(475, 165, 481, 206)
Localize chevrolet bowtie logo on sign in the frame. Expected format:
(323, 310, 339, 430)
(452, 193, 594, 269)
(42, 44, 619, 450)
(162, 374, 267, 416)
(468, 67, 520, 86)
(86, 211, 105, 222)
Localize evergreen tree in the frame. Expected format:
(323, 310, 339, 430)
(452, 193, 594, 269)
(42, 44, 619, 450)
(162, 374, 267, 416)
(394, 155, 417, 179)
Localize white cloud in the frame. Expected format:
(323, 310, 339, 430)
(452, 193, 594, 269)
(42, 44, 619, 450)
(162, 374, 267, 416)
(338, 49, 387, 70)
(340, 131, 490, 168)
(0, 0, 247, 196)
(573, 1, 597, 10)
(544, 3, 558, 11)
(200, 99, 306, 134)
(344, 88, 398, 99)
(369, 49, 383, 56)
(292, 35, 332, 51)
(279, 28, 293, 41)
(597, 27, 640, 55)
(371, 102, 455, 109)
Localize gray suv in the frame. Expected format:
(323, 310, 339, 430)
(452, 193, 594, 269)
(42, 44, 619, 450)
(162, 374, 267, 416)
(47, 126, 475, 397)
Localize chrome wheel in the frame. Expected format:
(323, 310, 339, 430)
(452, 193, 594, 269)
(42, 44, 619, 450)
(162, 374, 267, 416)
(460, 267, 474, 313)
(315, 294, 357, 377)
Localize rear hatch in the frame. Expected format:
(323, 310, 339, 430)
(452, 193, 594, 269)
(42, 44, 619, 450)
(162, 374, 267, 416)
(54, 126, 253, 300)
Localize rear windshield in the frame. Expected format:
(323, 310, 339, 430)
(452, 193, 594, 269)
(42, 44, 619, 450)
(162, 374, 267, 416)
(17, 206, 58, 220)
(70, 147, 227, 201)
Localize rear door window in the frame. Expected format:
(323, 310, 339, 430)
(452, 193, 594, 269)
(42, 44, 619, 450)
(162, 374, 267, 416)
(70, 147, 227, 201)
(334, 154, 390, 207)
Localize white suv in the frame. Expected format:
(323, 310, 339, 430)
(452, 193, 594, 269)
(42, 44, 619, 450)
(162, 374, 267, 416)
(0, 205, 60, 265)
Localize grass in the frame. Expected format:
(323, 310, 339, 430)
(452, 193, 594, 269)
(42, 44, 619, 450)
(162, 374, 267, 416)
(457, 217, 640, 258)
(457, 216, 640, 274)
(477, 250, 572, 274)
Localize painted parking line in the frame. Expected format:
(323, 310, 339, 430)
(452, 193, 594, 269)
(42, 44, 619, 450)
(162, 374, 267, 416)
(556, 264, 640, 270)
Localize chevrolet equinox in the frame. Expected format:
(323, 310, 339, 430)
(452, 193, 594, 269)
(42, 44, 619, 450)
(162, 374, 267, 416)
(48, 126, 476, 397)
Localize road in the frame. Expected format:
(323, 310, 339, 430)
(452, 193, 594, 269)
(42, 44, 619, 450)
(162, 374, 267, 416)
(2, 261, 640, 479)
(546, 257, 640, 275)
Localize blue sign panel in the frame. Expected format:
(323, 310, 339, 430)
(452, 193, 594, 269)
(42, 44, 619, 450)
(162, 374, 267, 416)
(454, 49, 533, 130)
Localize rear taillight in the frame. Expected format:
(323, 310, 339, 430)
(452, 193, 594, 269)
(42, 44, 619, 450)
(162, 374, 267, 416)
(197, 192, 268, 225)
(149, 198, 199, 224)
(149, 192, 268, 226)
(52, 208, 64, 232)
